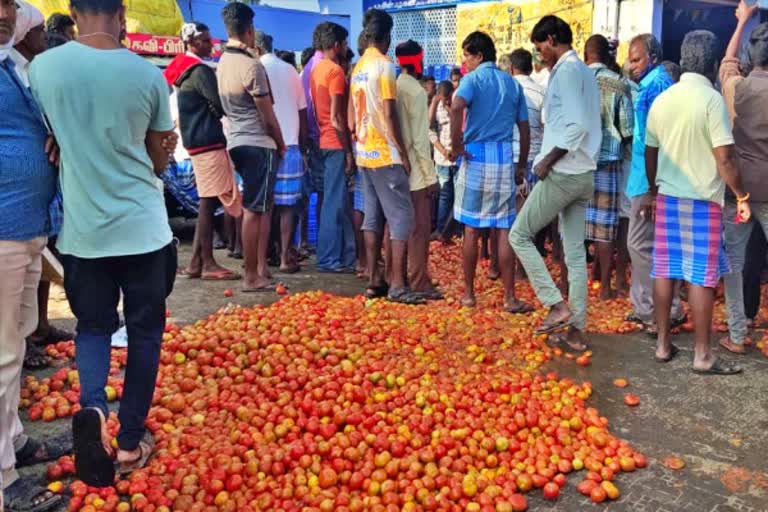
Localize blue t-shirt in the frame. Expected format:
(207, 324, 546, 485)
(626, 64, 674, 198)
(0, 59, 56, 241)
(456, 62, 528, 146)
(30, 44, 174, 258)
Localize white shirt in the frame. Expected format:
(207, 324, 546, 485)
(513, 74, 545, 164)
(531, 67, 550, 88)
(260, 52, 306, 146)
(169, 90, 190, 161)
(9, 48, 30, 87)
(536, 50, 602, 174)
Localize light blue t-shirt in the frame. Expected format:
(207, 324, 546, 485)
(455, 62, 528, 145)
(29, 43, 173, 258)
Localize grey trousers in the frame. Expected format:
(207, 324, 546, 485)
(627, 194, 684, 324)
(723, 199, 768, 344)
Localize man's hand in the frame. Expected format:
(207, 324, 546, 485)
(637, 193, 655, 222)
(427, 182, 439, 197)
(448, 142, 465, 163)
(401, 154, 412, 176)
(736, 0, 758, 23)
(45, 135, 60, 167)
(514, 163, 527, 186)
(737, 200, 752, 223)
(533, 159, 552, 181)
(345, 152, 355, 176)
(161, 132, 179, 158)
(278, 144, 287, 161)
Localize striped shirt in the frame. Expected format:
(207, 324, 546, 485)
(429, 100, 452, 167)
(513, 74, 545, 163)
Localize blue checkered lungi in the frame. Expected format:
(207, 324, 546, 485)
(453, 142, 516, 229)
(274, 145, 305, 207)
(585, 160, 620, 242)
(353, 172, 364, 212)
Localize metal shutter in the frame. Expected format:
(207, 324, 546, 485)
(389, 7, 457, 66)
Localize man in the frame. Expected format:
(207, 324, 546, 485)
(217, 2, 285, 292)
(30, 0, 178, 486)
(420, 74, 436, 104)
(45, 12, 75, 41)
(583, 34, 634, 300)
(256, 30, 308, 274)
(531, 50, 551, 87)
(509, 48, 545, 191)
(429, 80, 456, 239)
(396, 39, 441, 299)
(719, 2, 768, 354)
(449, 31, 531, 312)
(165, 22, 241, 281)
(301, 30, 325, 213)
(625, 33, 686, 335)
(509, 15, 601, 351)
(450, 66, 462, 89)
(0, 0, 65, 509)
(351, 9, 421, 304)
(645, 30, 750, 375)
(311, 22, 356, 273)
(9, 1, 73, 373)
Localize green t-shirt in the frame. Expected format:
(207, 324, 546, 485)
(29, 43, 173, 258)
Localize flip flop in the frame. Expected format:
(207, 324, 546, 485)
(177, 269, 201, 279)
(415, 289, 445, 301)
(278, 264, 301, 274)
(242, 283, 277, 293)
(4, 477, 63, 512)
(365, 284, 389, 299)
(14, 433, 72, 468)
(72, 408, 115, 487)
(201, 270, 241, 281)
(387, 288, 427, 305)
(504, 301, 535, 314)
(654, 343, 680, 363)
(548, 332, 588, 353)
(535, 313, 573, 335)
(117, 432, 155, 477)
(692, 357, 742, 375)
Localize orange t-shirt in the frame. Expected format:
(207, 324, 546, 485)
(310, 58, 346, 150)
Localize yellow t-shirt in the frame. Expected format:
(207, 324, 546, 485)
(350, 48, 402, 169)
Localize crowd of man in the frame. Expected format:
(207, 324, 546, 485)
(1, 0, 767, 508)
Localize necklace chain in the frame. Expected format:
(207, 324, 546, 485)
(79, 32, 121, 46)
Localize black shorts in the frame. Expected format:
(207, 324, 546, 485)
(229, 145, 278, 213)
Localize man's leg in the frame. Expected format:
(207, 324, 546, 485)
(496, 228, 527, 309)
(277, 206, 298, 272)
(489, 234, 500, 280)
(689, 285, 717, 370)
(242, 210, 270, 288)
(198, 197, 230, 275)
(743, 222, 767, 321)
(353, 210, 367, 275)
(721, 199, 752, 351)
(408, 188, 432, 292)
(509, 173, 578, 325)
(627, 195, 656, 323)
(616, 218, 630, 295)
(559, 174, 593, 349)
(360, 169, 386, 290)
(115, 245, 175, 457)
(462, 226, 481, 306)
(596, 241, 615, 299)
(653, 277, 675, 359)
(317, 151, 348, 270)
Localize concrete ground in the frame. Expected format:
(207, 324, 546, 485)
(20, 226, 768, 511)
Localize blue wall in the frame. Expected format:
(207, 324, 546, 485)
(178, 0, 350, 51)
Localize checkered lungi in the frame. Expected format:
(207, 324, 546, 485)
(453, 142, 516, 229)
(273, 145, 305, 206)
(352, 172, 364, 212)
(585, 160, 620, 242)
(651, 194, 730, 288)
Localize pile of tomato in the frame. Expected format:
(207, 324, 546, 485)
(28, 242, 758, 511)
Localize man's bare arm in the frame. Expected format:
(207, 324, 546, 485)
(254, 96, 286, 157)
(146, 130, 177, 176)
(382, 98, 410, 173)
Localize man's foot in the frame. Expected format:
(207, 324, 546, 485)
(616, 282, 629, 297)
(365, 283, 389, 299)
(23, 341, 49, 370)
(117, 432, 155, 477)
(200, 265, 240, 281)
(3, 477, 63, 512)
(599, 287, 616, 300)
(535, 303, 572, 334)
(278, 263, 301, 274)
(28, 326, 75, 346)
(242, 280, 277, 293)
(177, 268, 202, 279)
(460, 295, 477, 308)
(488, 267, 500, 281)
(503, 299, 534, 314)
(692, 357, 742, 375)
(719, 337, 747, 355)
(14, 433, 72, 468)
(563, 327, 588, 352)
(654, 343, 680, 363)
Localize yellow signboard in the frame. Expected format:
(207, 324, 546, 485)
(27, 0, 184, 36)
(456, 0, 594, 64)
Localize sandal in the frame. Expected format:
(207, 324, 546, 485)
(387, 288, 426, 305)
(365, 284, 389, 299)
(242, 282, 277, 293)
(535, 310, 573, 335)
(4, 477, 63, 512)
(15, 433, 72, 468)
(201, 269, 241, 281)
(278, 264, 301, 274)
(227, 251, 243, 260)
(719, 337, 747, 355)
(117, 431, 156, 477)
(548, 332, 588, 353)
(73, 408, 115, 487)
(504, 301, 534, 314)
(692, 357, 742, 376)
(30, 326, 75, 346)
(177, 268, 201, 279)
(23, 341, 49, 370)
(415, 289, 445, 301)
(654, 343, 680, 363)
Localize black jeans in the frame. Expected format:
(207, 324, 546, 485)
(61, 243, 177, 450)
(743, 224, 766, 320)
